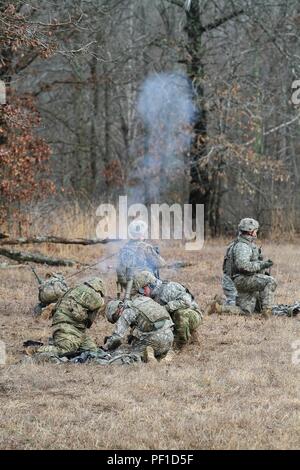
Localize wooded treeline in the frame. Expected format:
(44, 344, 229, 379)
(1, 0, 300, 236)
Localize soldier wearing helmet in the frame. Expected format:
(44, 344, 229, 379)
(133, 271, 203, 348)
(116, 219, 166, 297)
(103, 296, 174, 363)
(208, 218, 277, 317)
(30, 277, 106, 360)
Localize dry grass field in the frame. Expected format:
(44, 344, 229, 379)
(1, 238, 300, 450)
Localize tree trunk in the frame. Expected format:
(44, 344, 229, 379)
(185, 3, 212, 235)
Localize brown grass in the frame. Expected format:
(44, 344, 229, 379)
(1, 237, 300, 450)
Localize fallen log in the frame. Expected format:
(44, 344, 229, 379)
(0, 263, 27, 269)
(0, 247, 77, 266)
(0, 236, 118, 246)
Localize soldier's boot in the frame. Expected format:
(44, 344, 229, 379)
(143, 346, 157, 364)
(218, 304, 242, 316)
(261, 307, 272, 319)
(205, 295, 223, 315)
(190, 329, 200, 344)
(39, 303, 56, 321)
(159, 349, 176, 364)
(24, 345, 40, 356)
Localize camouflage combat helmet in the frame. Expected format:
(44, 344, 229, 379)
(106, 300, 124, 323)
(134, 271, 157, 292)
(85, 277, 106, 296)
(128, 219, 148, 239)
(238, 218, 259, 232)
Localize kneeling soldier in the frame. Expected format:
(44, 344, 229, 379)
(133, 271, 203, 348)
(30, 277, 106, 361)
(104, 296, 174, 363)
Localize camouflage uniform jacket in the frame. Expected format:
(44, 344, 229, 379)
(52, 284, 104, 330)
(152, 280, 200, 313)
(105, 296, 173, 350)
(116, 240, 165, 284)
(232, 235, 265, 277)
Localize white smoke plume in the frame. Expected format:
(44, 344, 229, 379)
(133, 72, 197, 204)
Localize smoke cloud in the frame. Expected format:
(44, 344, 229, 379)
(131, 72, 197, 204)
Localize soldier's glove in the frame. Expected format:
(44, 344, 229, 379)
(84, 318, 93, 329)
(261, 259, 273, 269)
(127, 334, 135, 345)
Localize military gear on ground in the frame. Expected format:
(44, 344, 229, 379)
(213, 300, 300, 318)
(26, 348, 142, 366)
(38, 273, 68, 306)
(272, 302, 300, 317)
(128, 219, 148, 239)
(85, 277, 106, 296)
(238, 218, 259, 232)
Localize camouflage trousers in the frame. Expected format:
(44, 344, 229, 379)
(131, 327, 174, 359)
(234, 274, 277, 315)
(172, 308, 202, 346)
(36, 323, 97, 357)
(222, 274, 237, 305)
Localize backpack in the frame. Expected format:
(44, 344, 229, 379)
(132, 296, 171, 333)
(222, 240, 238, 278)
(38, 274, 68, 305)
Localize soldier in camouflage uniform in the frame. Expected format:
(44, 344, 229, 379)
(209, 218, 277, 316)
(133, 271, 203, 348)
(103, 297, 174, 362)
(116, 219, 165, 296)
(31, 277, 106, 360)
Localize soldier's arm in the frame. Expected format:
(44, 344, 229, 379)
(146, 245, 166, 269)
(104, 308, 136, 350)
(84, 293, 105, 327)
(160, 284, 194, 312)
(167, 293, 194, 312)
(234, 243, 262, 274)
